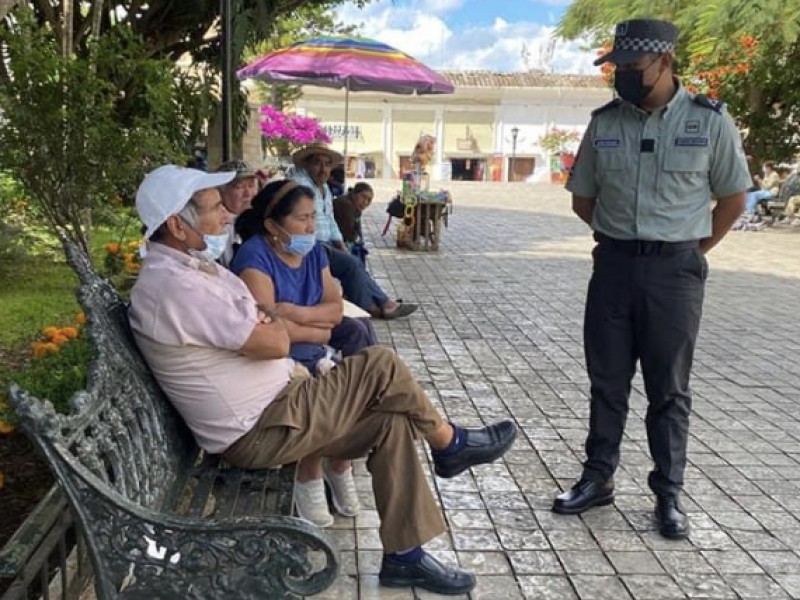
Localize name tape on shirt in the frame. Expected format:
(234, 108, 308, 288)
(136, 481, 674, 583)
(593, 138, 621, 149)
(675, 136, 709, 147)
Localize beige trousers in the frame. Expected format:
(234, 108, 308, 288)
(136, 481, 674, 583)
(223, 346, 447, 553)
(785, 195, 800, 217)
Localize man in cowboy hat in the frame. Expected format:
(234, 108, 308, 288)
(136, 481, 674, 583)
(553, 18, 750, 539)
(291, 142, 417, 319)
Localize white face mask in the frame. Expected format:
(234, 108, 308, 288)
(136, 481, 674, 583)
(189, 232, 229, 262)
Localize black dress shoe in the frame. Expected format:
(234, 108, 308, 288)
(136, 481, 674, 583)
(433, 420, 517, 478)
(552, 478, 615, 514)
(379, 552, 476, 595)
(381, 302, 418, 320)
(655, 494, 690, 539)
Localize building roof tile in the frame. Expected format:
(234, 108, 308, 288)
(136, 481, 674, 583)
(439, 70, 607, 89)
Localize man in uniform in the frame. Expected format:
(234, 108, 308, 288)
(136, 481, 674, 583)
(552, 18, 751, 539)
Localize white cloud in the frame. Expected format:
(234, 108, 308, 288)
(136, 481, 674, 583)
(336, 1, 599, 74)
(493, 17, 509, 32)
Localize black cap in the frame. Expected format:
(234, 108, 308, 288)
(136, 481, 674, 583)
(594, 19, 678, 66)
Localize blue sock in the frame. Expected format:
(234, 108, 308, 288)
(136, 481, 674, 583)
(431, 425, 465, 457)
(386, 546, 425, 564)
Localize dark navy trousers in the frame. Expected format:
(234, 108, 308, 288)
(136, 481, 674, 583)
(325, 243, 389, 310)
(582, 234, 708, 496)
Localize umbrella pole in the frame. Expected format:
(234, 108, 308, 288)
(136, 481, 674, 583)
(343, 79, 350, 179)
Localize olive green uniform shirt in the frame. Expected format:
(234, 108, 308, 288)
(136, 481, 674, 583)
(567, 83, 751, 242)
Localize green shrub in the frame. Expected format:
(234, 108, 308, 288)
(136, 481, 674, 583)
(6, 323, 91, 423)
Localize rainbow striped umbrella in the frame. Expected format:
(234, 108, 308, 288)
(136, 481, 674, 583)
(238, 36, 454, 95)
(237, 36, 455, 157)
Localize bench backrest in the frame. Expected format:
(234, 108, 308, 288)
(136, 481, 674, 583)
(10, 241, 197, 512)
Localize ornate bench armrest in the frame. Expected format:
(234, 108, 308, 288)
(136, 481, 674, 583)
(82, 495, 338, 600)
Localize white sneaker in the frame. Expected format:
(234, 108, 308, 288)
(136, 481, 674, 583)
(292, 478, 334, 527)
(323, 462, 361, 517)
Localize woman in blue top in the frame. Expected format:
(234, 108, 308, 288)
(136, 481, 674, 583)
(230, 179, 377, 529)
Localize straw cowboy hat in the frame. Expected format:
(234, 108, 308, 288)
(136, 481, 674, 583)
(292, 143, 344, 167)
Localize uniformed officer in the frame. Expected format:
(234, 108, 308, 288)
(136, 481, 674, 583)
(552, 18, 751, 539)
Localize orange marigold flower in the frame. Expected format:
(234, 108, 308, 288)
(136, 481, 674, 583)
(127, 240, 141, 249)
(31, 341, 49, 359)
(75, 312, 87, 325)
(61, 326, 79, 339)
(42, 342, 59, 355)
(0, 420, 13, 435)
(105, 243, 121, 254)
(41, 326, 59, 339)
(50, 334, 69, 347)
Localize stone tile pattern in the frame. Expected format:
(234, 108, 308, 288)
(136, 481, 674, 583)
(309, 181, 800, 600)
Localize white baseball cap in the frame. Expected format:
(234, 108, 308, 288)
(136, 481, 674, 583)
(136, 165, 236, 240)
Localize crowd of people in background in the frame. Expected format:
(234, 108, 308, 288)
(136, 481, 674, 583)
(734, 158, 800, 231)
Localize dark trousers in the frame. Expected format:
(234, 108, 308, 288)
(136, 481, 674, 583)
(582, 234, 707, 496)
(329, 316, 379, 357)
(324, 243, 389, 310)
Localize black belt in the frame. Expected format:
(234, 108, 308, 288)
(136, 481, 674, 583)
(594, 233, 699, 255)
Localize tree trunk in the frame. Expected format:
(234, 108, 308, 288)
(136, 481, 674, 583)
(0, 0, 22, 21)
(62, 0, 73, 58)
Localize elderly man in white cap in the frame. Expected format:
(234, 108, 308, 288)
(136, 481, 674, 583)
(291, 143, 417, 320)
(127, 165, 518, 596)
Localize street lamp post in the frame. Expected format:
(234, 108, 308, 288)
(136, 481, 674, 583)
(510, 126, 519, 182)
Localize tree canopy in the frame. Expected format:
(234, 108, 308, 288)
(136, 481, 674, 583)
(0, 0, 369, 257)
(558, 0, 800, 163)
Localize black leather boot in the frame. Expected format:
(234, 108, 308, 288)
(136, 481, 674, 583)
(655, 494, 689, 539)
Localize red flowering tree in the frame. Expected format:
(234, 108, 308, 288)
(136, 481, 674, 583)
(259, 105, 331, 157)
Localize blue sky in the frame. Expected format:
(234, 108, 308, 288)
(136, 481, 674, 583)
(336, 0, 599, 74)
(442, 0, 569, 29)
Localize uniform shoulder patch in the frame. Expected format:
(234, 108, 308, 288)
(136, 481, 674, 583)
(692, 94, 724, 113)
(592, 98, 623, 117)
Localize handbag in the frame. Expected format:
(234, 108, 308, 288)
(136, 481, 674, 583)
(386, 195, 405, 218)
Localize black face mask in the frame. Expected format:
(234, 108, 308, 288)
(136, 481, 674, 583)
(614, 57, 662, 105)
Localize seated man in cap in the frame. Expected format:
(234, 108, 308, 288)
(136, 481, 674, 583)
(215, 159, 260, 266)
(291, 143, 417, 320)
(128, 164, 518, 596)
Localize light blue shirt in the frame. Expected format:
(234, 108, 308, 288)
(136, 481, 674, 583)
(567, 83, 751, 242)
(292, 168, 344, 244)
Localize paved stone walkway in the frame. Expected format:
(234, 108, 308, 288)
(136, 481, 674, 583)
(312, 181, 800, 600)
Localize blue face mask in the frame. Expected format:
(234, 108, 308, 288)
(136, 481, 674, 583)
(283, 233, 316, 257)
(195, 232, 229, 262)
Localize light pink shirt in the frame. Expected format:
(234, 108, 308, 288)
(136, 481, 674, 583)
(129, 243, 293, 453)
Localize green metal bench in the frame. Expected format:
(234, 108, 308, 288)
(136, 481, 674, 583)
(5, 242, 337, 599)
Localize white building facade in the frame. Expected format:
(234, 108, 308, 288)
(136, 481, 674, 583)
(290, 71, 612, 182)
